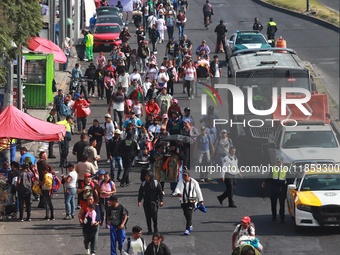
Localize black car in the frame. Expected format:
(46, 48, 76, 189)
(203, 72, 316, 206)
(96, 15, 124, 28)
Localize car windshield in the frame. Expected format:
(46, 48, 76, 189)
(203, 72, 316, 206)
(300, 174, 340, 191)
(94, 25, 120, 34)
(236, 34, 267, 44)
(97, 17, 122, 25)
(282, 130, 338, 148)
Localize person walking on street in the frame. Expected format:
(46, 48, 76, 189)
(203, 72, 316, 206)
(214, 20, 227, 53)
(78, 195, 101, 255)
(98, 172, 116, 226)
(107, 195, 128, 255)
(267, 17, 278, 41)
(217, 146, 242, 208)
(47, 108, 57, 158)
(85, 63, 97, 97)
(57, 116, 74, 168)
(83, 137, 101, 172)
(138, 171, 164, 235)
(40, 167, 55, 220)
(210, 55, 222, 91)
(53, 89, 65, 121)
(174, 170, 204, 235)
(203, 0, 213, 29)
(262, 158, 289, 223)
(72, 93, 90, 133)
(121, 226, 146, 255)
(72, 133, 89, 163)
(145, 233, 171, 255)
(62, 37, 72, 71)
(94, 64, 106, 100)
(116, 132, 139, 187)
(176, 10, 186, 40)
(82, 29, 94, 61)
(61, 163, 78, 220)
(253, 17, 263, 31)
(87, 119, 105, 155)
(17, 163, 33, 221)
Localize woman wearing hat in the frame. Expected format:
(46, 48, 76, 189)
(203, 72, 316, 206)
(143, 60, 158, 83)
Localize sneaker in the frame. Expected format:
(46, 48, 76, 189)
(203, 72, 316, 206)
(147, 230, 153, 235)
(48, 155, 56, 159)
(200, 179, 205, 182)
(188, 97, 191, 100)
(91, 253, 96, 255)
(189, 225, 193, 232)
(86, 249, 90, 255)
(25, 218, 31, 222)
(98, 97, 101, 100)
(184, 230, 190, 235)
(162, 191, 165, 195)
(171, 192, 177, 197)
(101, 97, 104, 100)
(77, 205, 81, 209)
(107, 159, 110, 163)
(43, 216, 50, 220)
(64, 215, 72, 220)
(71, 214, 75, 219)
(83, 58, 89, 61)
(217, 196, 223, 205)
(50, 217, 55, 221)
(228, 204, 237, 208)
(19, 218, 24, 222)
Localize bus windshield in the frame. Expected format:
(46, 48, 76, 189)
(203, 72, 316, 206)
(236, 70, 310, 114)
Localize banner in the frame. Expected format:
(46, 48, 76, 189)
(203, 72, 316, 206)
(108, 0, 133, 12)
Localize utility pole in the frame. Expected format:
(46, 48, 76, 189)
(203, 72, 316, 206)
(17, 51, 22, 111)
(74, 0, 80, 45)
(49, 0, 56, 43)
(59, 0, 66, 70)
(306, 0, 310, 12)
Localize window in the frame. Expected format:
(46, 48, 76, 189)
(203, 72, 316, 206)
(24, 60, 46, 84)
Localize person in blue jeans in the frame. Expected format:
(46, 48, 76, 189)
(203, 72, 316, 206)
(78, 195, 101, 255)
(62, 163, 78, 220)
(107, 195, 128, 255)
(108, 129, 123, 182)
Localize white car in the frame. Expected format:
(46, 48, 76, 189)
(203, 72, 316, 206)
(287, 167, 340, 228)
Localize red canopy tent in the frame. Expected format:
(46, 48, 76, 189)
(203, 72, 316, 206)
(0, 105, 66, 141)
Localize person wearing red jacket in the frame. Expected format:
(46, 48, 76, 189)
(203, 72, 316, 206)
(72, 93, 90, 133)
(145, 98, 160, 117)
(167, 98, 182, 117)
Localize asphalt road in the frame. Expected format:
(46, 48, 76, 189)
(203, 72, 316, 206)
(1, 1, 340, 255)
(318, 0, 340, 12)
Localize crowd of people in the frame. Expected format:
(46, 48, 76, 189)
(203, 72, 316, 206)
(0, 1, 284, 255)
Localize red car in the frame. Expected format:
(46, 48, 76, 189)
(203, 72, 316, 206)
(93, 23, 122, 50)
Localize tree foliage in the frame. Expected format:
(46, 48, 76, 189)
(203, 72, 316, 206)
(0, 0, 43, 84)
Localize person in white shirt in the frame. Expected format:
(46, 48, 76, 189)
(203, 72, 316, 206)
(217, 146, 242, 208)
(118, 71, 130, 93)
(104, 113, 117, 162)
(130, 68, 143, 87)
(155, 66, 169, 91)
(122, 226, 146, 255)
(174, 170, 204, 235)
(147, 13, 158, 38)
(62, 163, 78, 220)
(209, 55, 222, 93)
(156, 15, 166, 43)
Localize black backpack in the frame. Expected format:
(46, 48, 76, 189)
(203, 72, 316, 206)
(18, 171, 32, 194)
(167, 67, 175, 80)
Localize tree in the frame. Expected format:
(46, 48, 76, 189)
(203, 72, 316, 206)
(0, 0, 43, 84)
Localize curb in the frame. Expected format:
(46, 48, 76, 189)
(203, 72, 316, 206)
(252, 0, 340, 33)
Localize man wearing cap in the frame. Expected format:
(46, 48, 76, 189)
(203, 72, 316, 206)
(19, 147, 37, 166)
(195, 40, 211, 56)
(77, 173, 98, 209)
(123, 111, 142, 137)
(62, 163, 78, 220)
(108, 129, 123, 182)
(181, 107, 195, 126)
(232, 216, 255, 251)
(165, 37, 179, 64)
(262, 159, 289, 223)
(174, 170, 204, 235)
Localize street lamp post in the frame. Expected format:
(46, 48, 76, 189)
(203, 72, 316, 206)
(306, 0, 310, 12)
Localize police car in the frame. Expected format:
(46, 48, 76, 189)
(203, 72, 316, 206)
(226, 31, 271, 59)
(287, 167, 340, 228)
